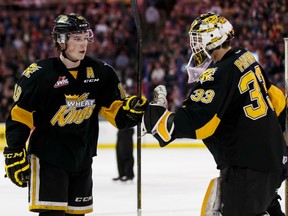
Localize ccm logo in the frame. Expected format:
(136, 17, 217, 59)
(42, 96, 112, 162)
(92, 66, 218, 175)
(75, 196, 92, 202)
(84, 78, 99, 83)
(4, 152, 23, 159)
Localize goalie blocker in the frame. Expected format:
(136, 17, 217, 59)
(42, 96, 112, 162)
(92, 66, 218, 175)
(142, 103, 175, 147)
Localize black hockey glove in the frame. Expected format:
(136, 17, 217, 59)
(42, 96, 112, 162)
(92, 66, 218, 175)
(123, 95, 148, 122)
(3, 146, 30, 187)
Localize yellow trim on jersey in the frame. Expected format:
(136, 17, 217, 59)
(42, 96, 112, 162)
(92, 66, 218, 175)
(69, 70, 78, 79)
(195, 114, 220, 139)
(11, 105, 34, 129)
(268, 85, 286, 117)
(99, 100, 123, 128)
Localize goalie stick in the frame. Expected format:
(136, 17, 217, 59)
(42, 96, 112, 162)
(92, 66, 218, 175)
(131, 0, 143, 215)
(284, 37, 288, 215)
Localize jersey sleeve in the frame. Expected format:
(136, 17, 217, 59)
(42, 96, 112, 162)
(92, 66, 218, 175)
(256, 64, 286, 131)
(6, 63, 46, 148)
(98, 63, 137, 129)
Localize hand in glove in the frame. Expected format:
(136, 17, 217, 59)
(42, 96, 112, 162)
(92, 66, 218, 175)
(151, 85, 168, 108)
(123, 95, 148, 122)
(3, 146, 30, 187)
(142, 85, 175, 147)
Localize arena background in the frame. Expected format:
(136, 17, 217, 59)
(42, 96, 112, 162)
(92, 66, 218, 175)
(0, 0, 287, 149)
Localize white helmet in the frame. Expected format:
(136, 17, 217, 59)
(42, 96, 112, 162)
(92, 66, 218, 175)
(186, 12, 234, 83)
(188, 12, 234, 56)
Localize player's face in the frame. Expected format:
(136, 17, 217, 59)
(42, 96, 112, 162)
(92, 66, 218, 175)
(66, 33, 89, 61)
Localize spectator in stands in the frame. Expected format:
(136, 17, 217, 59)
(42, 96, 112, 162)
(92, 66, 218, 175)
(0, 0, 287, 122)
(144, 2, 160, 42)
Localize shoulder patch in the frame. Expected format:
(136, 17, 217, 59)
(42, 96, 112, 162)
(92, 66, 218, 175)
(199, 68, 217, 84)
(22, 63, 42, 78)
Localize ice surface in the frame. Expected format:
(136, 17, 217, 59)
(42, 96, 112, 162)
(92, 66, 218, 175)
(0, 148, 285, 216)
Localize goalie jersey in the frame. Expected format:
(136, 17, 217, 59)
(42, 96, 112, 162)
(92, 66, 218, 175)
(5, 56, 136, 172)
(174, 47, 287, 172)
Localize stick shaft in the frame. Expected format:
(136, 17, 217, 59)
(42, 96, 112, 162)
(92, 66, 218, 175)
(131, 0, 143, 213)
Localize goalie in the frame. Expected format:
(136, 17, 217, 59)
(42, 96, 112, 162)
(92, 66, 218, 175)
(143, 12, 287, 216)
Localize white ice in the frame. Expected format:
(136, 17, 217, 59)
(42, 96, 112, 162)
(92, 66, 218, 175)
(0, 148, 286, 216)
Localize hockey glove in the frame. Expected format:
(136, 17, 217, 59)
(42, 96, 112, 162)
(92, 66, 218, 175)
(123, 95, 148, 122)
(142, 104, 175, 147)
(3, 146, 30, 187)
(151, 85, 168, 107)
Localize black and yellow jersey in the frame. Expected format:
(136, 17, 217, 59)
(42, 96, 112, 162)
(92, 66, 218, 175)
(5, 56, 136, 171)
(174, 47, 287, 172)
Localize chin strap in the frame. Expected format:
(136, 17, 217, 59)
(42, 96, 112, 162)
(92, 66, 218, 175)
(62, 51, 79, 63)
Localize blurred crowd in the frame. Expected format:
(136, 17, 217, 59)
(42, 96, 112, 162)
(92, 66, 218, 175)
(0, 0, 287, 122)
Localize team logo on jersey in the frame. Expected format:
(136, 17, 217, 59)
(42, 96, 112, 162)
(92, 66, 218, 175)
(54, 76, 69, 88)
(198, 68, 217, 84)
(22, 63, 42, 78)
(50, 92, 96, 126)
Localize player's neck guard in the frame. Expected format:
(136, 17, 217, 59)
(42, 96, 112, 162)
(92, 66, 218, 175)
(186, 55, 212, 83)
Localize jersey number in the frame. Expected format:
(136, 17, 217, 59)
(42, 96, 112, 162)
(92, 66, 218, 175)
(13, 84, 22, 102)
(190, 89, 215, 104)
(238, 66, 272, 120)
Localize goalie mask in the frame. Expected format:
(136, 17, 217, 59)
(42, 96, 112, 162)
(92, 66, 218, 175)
(186, 12, 234, 83)
(51, 13, 94, 51)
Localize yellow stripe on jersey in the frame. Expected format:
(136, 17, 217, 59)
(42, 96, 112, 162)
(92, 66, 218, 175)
(99, 100, 123, 128)
(268, 84, 286, 117)
(11, 105, 34, 129)
(195, 114, 220, 139)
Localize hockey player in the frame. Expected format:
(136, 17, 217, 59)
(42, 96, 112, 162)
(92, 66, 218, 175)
(3, 13, 147, 216)
(143, 12, 288, 215)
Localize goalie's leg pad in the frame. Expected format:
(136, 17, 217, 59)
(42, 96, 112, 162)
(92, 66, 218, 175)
(201, 177, 222, 216)
(142, 104, 175, 147)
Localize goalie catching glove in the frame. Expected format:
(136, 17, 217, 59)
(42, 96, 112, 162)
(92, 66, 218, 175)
(3, 146, 30, 187)
(123, 95, 148, 122)
(142, 85, 175, 147)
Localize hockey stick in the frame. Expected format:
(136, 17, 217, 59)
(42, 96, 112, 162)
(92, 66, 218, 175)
(131, 0, 143, 215)
(284, 37, 288, 215)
